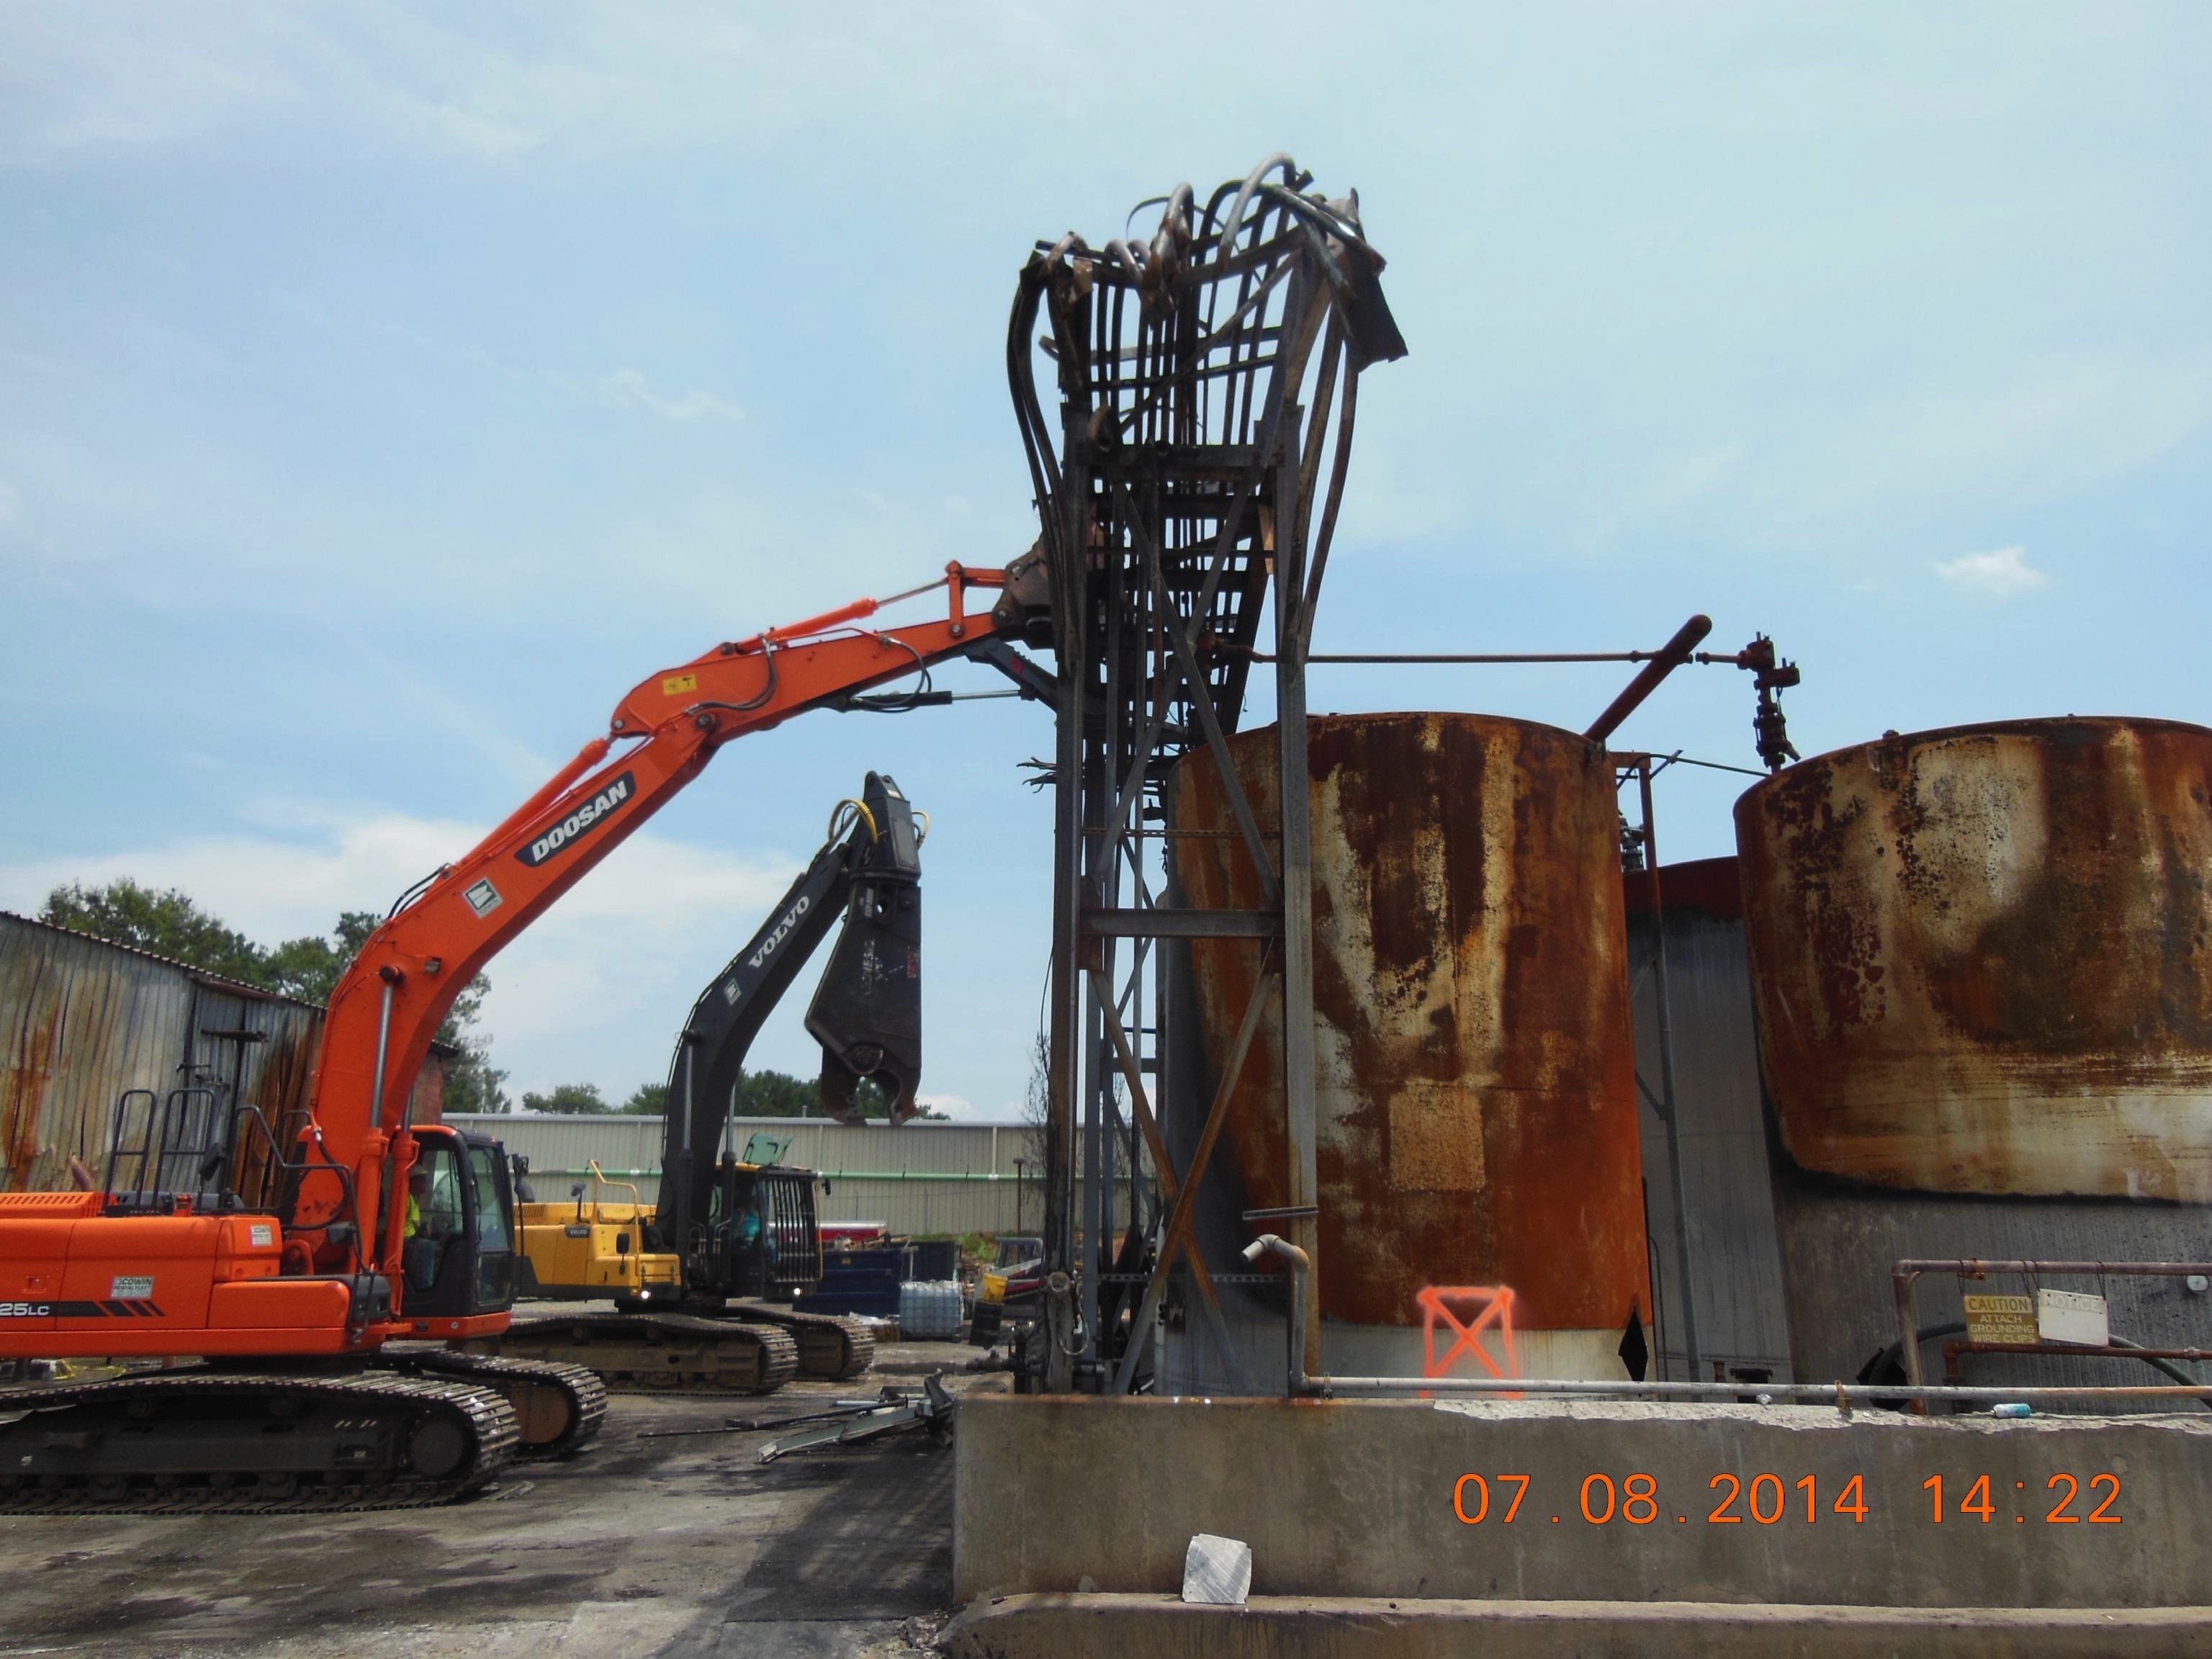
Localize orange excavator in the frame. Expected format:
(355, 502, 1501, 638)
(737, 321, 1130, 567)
(0, 554, 1049, 1511)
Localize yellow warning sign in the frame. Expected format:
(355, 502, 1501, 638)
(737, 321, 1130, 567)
(1963, 1293, 2037, 1345)
(662, 673, 699, 696)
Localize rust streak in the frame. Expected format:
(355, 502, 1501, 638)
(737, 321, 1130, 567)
(1173, 712, 1648, 1331)
(1738, 716, 2212, 1201)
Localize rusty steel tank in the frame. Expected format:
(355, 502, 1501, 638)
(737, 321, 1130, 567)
(1737, 716, 2212, 1205)
(1165, 712, 1650, 1385)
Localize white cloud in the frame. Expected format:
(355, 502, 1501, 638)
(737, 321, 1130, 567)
(0, 4, 1073, 167)
(913, 1092, 1025, 1126)
(1935, 545, 2046, 595)
(0, 808, 800, 1099)
(588, 368, 744, 425)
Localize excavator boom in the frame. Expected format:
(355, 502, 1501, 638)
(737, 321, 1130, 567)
(0, 552, 1048, 1508)
(298, 557, 1041, 1290)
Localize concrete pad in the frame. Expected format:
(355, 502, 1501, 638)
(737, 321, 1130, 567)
(956, 1395, 2212, 1606)
(941, 1593, 2212, 1659)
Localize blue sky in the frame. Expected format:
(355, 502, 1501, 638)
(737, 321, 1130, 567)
(2, 4, 2206, 1120)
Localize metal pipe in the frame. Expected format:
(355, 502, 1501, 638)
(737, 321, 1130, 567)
(1898, 1259, 2212, 1275)
(1242, 650, 1655, 665)
(1895, 1266, 1926, 1390)
(1583, 616, 1714, 743)
(1892, 1259, 2212, 1406)
(519, 1167, 1048, 1184)
(1244, 1233, 1311, 1398)
(1304, 1374, 2212, 1406)
(370, 971, 400, 1128)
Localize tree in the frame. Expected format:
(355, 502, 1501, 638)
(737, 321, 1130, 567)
(619, 1082, 667, 1117)
(736, 1069, 819, 1117)
(262, 909, 508, 1115)
(261, 910, 379, 1004)
(519, 1082, 608, 1115)
(728, 1068, 945, 1120)
(42, 880, 267, 985)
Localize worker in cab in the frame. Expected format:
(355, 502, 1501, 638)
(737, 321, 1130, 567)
(402, 1166, 449, 1292)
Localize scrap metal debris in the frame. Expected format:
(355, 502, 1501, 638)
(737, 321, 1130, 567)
(755, 1375, 957, 1463)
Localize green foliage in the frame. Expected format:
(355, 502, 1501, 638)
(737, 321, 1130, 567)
(620, 1082, 669, 1117)
(519, 1082, 608, 1115)
(722, 1068, 944, 1120)
(735, 1069, 819, 1117)
(441, 1039, 511, 1116)
(261, 910, 379, 1003)
(42, 879, 508, 1115)
(42, 879, 267, 985)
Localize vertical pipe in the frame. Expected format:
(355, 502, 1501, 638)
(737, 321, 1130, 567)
(369, 975, 398, 1131)
(681, 1045, 695, 1157)
(1639, 760, 1701, 1384)
(1042, 449, 1085, 1394)
(1274, 432, 1322, 1377)
(1083, 986, 1104, 1365)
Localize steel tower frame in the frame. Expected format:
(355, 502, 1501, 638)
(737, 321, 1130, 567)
(1006, 156, 1406, 1390)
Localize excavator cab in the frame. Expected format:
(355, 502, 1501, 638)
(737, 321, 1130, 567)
(700, 1154, 824, 1300)
(392, 1128, 518, 1326)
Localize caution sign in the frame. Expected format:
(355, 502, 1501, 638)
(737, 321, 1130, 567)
(1962, 1293, 2037, 1345)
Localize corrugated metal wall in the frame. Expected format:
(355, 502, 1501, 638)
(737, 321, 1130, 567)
(1624, 861, 1794, 1383)
(0, 912, 444, 1194)
(446, 1113, 1068, 1238)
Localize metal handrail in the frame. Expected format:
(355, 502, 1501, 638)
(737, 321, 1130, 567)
(1244, 1250, 2212, 1413)
(1303, 1375, 2212, 1414)
(581, 1159, 644, 1223)
(1892, 1259, 2212, 1410)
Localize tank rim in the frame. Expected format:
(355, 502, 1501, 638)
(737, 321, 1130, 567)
(1735, 712, 2212, 802)
(1193, 709, 1612, 755)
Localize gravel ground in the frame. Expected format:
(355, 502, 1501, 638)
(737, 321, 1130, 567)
(0, 1343, 1000, 1659)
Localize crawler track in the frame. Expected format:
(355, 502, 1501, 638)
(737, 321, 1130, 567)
(462, 1313, 800, 1395)
(0, 1368, 519, 1515)
(384, 1349, 608, 1455)
(732, 1304, 876, 1382)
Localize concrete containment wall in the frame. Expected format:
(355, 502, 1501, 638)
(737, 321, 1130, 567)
(956, 1395, 2212, 1609)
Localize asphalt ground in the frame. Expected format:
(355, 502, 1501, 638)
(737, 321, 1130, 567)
(0, 1342, 998, 1659)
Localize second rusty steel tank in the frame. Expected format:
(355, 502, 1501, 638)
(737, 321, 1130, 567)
(1165, 712, 1650, 1385)
(1737, 716, 2212, 1205)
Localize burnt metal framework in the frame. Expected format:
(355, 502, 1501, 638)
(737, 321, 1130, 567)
(1007, 156, 1406, 1389)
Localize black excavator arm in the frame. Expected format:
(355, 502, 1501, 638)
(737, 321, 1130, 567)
(649, 773, 922, 1274)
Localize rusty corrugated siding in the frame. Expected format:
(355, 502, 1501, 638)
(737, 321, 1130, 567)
(1170, 713, 1649, 1332)
(1621, 860, 1793, 1380)
(0, 912, 323, 1193)
(1735, 716, 2212, 1201)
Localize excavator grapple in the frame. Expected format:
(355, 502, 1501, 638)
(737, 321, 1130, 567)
(493, 775, 941, 1390)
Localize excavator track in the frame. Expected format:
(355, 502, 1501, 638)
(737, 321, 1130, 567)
(730, 1303, 876, 1382)
(460, 1313, 800, 1396)
(382, 1348, 608, 1456)
(0, 1368, 519, 1516)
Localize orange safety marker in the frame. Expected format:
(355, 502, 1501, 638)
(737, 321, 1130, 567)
(1416, 1286, 1521, 1392)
